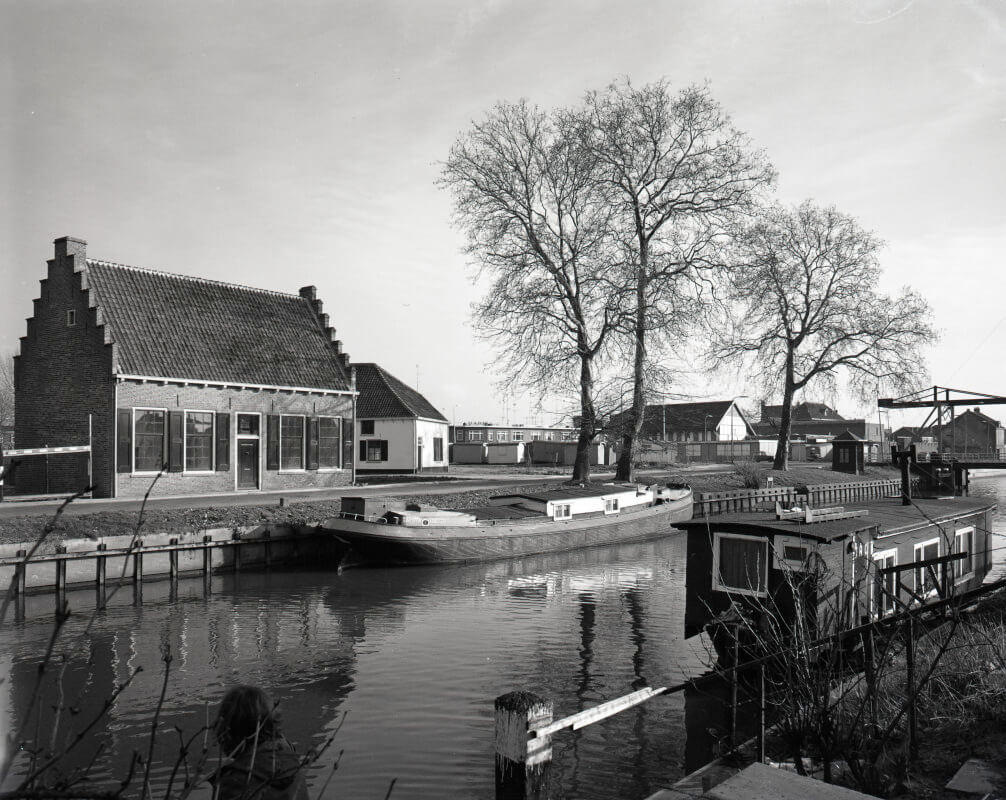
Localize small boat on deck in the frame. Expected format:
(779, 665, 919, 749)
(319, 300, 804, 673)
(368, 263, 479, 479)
(321, 483, 693, 566)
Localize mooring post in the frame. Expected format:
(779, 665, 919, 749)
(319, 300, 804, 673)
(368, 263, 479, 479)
(202, 534, 213, 586)
(494, 691, 553, 800)
(169, 538, 179, 586)
(898, 453, 912, 506)
(132, 541, 143, 606)
(232, 531, 242, 573)
(95, 543, 107, 609)
(15, 548, 26, 598)
(264, 530, 272, 569)
(906, 615, 918, 761)
(55, 545, 67, 601)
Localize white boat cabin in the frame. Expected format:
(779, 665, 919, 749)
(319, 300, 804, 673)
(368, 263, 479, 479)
(489, 484, 653, 520)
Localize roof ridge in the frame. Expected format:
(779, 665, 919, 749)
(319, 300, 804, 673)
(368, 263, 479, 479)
(86, 258, 303, 300)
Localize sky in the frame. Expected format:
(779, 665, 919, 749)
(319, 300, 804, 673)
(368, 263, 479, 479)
(2, 0, 1004, 430)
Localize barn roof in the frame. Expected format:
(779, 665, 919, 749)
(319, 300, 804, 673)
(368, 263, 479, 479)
(352, 363, 447, 421)
(85, 259, 351, 391)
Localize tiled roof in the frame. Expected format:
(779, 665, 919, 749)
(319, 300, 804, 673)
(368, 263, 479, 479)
(611, 400, 751, 436)
(85, 260, 350, 390)
(352, 363, 447, 421)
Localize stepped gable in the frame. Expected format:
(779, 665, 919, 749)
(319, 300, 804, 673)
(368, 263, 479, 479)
(353, 363, 447, 421)
(84, 259, 351, 391)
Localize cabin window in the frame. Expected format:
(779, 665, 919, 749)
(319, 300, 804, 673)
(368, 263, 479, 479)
(874, 548, 898, 616)
(604, 498, 619, 514)
(360, 420, 375, 435)
(319, 417, 342, 469)
(713, 532, 768, 596)
(914, 538, 940, 599)
(184, 411, 214, 472)
(953, 527, 975, 582)
(134, 409, 166, 473)
(280, 415, 306, 470)
(433, 437, 444, 462)
(553, 503, 571, 520)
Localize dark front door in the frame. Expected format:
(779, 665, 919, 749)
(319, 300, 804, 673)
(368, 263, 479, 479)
(238, 440, 259, 489)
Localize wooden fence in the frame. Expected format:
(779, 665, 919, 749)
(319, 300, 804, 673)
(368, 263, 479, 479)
(693, 478, 902, 517)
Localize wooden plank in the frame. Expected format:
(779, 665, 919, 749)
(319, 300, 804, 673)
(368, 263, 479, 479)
(531, 686, 666, 738)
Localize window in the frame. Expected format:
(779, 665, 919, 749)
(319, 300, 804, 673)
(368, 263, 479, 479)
(134, 409, 166, 472)
(280, 415, 305, 470)
(185, 411, 214, 471)
(364, 440, 387, 461)
(874, 549, 897, 616)
(237, 414, 259, 436)
(713, 533, 768, 596)
(914, 538, 940, 598)
(468, 431, 483, 442)
(838, 448, 850, 464)
(66, 310, 76, 327)
(512, 431, 523, 441)
(433, 437, 444, 462)
(361, 420, 375, 435)
(953, 527, 975, 582)
(319, 417, 342, 469)
(604, 498, 619, 514)
(496, 431, 508, 441)
(553, 503, 571, 520)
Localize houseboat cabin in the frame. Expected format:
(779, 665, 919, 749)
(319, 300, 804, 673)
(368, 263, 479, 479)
(489, 484, 659, 521)
(681, 496, 995, 640)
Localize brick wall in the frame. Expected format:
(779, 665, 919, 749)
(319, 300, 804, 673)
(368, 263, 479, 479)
(115, 381, 354, 498)
(14, 238, 115, 496)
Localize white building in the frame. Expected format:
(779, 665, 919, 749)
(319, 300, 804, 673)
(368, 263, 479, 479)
(352, 363, 449, 474)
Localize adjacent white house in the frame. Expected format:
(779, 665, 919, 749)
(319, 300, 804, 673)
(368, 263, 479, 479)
(352, 363, 449, 474)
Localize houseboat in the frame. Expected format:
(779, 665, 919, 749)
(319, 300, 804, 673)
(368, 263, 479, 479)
(679, 496, 996, 645)
(322, 483, 693, 565)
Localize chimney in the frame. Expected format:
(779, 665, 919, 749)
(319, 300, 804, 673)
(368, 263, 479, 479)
(339, 352, 350, 369)
(54, 236, 87, 266)
(299, 285, 317, 301)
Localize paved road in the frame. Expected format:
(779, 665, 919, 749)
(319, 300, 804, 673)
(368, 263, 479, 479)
(0, 465, 736, 520)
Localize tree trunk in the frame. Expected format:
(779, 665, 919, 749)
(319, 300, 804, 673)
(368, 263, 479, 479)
(615, 271, 648, 481)
(573, 351, 596, 483)
(773, 355, 796, 471)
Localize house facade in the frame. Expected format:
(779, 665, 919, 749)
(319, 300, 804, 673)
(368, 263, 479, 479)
(353, 363, 448, 474)
(608, 400, 754, 443)
(896, 409, 1005, 457)
(14, 237, 356, 498)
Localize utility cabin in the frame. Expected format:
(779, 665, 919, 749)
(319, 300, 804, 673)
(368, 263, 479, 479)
(680, 497, 995, 647)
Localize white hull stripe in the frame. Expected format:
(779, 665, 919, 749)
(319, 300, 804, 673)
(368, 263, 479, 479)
(4, 445, 91, 456)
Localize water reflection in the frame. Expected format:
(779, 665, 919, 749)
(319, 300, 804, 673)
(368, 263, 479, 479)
(2, 527, 782, 799)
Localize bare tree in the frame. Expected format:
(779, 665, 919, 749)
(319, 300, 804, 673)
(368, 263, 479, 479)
(711, 201, 935, 469)
(440, 101, 625, 481)
(578, 80, 775, 480)
(0, 350, 13, 432)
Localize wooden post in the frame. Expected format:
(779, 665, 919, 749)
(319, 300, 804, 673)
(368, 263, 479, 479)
(15, 548, 26, 597)
(899, 453, 911, 506)
(906, 615, 918, 760)
(233, 531, 242, 573)
(864, 627, 878, 737)
(95, 543, 107, 609)
(55, 546, 67, 599)
(756, 663, 766, 763)
(133, 542, 143, 606)
(169, 538, 179, 586)
(494, 691, 553, 800)
(264, 531, 272, 569)
(729, 632, 740, 750)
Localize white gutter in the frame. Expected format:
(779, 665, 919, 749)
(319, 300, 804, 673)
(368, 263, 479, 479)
(115, 373, 357, 397)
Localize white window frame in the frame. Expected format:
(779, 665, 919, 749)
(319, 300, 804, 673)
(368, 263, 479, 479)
(604, 498, 619, 515)
(954, 526, 976, 584)
(133, 407, 168, 475)
(183, 409, 216, 475)
(712, 531, 769, 597)
(512, 431, 523, 441)
(432, 436, 444, 463)
(278, 414, 307, 473)
(468, 431, 483, 442)
(914, 537, 941, 599)
(553, 503, 571, 520)
(233, 411, 262, 492)
(317, 415, 343, 471)
(873, 547, 898, 617)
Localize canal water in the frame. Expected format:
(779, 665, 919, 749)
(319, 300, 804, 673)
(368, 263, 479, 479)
(3, 473, 1006, 799)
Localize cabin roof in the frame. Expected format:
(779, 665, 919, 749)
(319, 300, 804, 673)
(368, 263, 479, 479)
(460, 504, 544, 520)
(494, 484, 639, 503)
(677, 497, 994, 544)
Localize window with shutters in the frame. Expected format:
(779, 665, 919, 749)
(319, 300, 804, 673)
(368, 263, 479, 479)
(713, 532, 768, 596)
(433, 437, 443, 462)
(280, 415, 305, 470)
(319, 417, 342, 469)
(184, 411, 214, 472)
(134, 409, 166, 473)
(363, 440, 387, 462)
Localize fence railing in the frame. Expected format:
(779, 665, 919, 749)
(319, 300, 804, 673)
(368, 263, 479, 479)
(693, 478, 901, 517)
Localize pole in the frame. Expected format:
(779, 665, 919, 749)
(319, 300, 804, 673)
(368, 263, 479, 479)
(906, 615, 918, 761)
(494, 691, 553, 800)
(88, 413, 93, 495)
(757, 663, 765, 763)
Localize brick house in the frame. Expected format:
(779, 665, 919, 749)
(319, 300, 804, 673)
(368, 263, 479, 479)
(352, 363, 449, 474)
(14, 236, 357, 498)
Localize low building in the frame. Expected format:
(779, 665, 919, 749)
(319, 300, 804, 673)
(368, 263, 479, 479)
(353, 363, 448, 474)
(14, 236, 356, 498)
(608, 399, 754, 443)
(449, 422, 577, 445)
